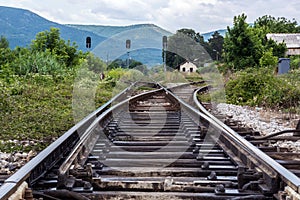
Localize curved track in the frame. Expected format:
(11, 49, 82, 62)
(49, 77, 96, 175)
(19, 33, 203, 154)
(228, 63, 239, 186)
(1, 82, 300, 199)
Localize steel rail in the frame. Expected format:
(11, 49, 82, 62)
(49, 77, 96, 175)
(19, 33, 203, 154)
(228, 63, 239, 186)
(3, 81, 299, 199)
(193, 86, 300, 194)
(0, 82, 139, 200)
(56, 81, 203, 189)
(248, 129, 300, 140)
(57, 86, 165, 186)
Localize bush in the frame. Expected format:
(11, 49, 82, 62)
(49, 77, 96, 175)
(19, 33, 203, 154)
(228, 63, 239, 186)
(107, 68, 126, 80)
(12, 50, 66, 76)
(0, 80, 11, 113)
(259, 48, 278, 68)
(0, 74, 75, 152)
(225, 67, 300, 109)
(86, 53, 107, 73)
(290, 56, 300, 70)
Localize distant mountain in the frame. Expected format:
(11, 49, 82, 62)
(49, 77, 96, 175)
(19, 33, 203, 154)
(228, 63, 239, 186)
(0, 6, 105, 50)
(0, 6, 173, 66)
(201, 29, 227, 41)
(201, 23, 254, 41)
(67, 24, 172, 38)
(1, 6, 232, 67)
(69, 24, 173, 66)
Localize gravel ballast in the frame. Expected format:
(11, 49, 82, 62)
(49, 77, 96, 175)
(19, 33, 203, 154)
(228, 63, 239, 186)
(215, 103, 300, 153)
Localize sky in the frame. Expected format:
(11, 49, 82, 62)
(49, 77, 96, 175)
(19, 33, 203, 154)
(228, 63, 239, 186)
(1, 0, 300, 33)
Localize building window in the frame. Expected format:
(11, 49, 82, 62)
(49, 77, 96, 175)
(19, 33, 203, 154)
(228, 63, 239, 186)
(182, 67, 186, 72)
(190, 68, 193, 72)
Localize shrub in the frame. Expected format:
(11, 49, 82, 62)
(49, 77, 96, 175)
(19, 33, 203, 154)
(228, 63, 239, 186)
(290, 56, 300, 70)
(11, 48, 67, 76)
(225, 67, 300, 109)
(259, 48, 278, 68)
(107, 68, 126, 80)
(86, 53, 107, 73)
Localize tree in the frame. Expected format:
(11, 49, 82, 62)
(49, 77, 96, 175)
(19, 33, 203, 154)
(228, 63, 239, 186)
(0, 36, 9, 49)
(254, 15, 300, 33)
(107, 60, 121, 70)
(264, 38, 286, 58)
(0, 47, 15, 80)
(177, 29, 203, 43)
(31, 27, 83, 67)
(107, 59, 144, 70)
(177, 28, 212, 59)
(223, 14, 263, 70)
(0, 48, 14, 67)
(259, 48, 278, 67)
(86, 53, 106, 73)
(165, 49, 186, 69)
(208, 31, 224, 61)
(128, 60, 143, 69)
(165, 29, 211, 69)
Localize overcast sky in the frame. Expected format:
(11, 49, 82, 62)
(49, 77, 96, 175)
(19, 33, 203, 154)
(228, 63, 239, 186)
(1, 0, 300, 33)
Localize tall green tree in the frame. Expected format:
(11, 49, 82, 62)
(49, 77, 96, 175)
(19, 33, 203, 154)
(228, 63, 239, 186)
(253, 15, 290, 58)
(0, 36, 14, 73)
(177, 29, 213, 59)
(224, 14, 263, 70)
(177, 29, 203, 43)
(254, 15, 300, 33)
(0, 36, 9, 49)
(223, 14, 292, 71)
(31, 27, 83, 67)
(208, 31, 224, 61)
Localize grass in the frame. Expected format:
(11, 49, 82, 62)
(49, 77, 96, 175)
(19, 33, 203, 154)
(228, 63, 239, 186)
(0, 73, 115, 153)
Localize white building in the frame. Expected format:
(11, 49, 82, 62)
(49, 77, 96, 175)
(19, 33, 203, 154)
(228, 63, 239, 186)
(179, 62, 198, 73)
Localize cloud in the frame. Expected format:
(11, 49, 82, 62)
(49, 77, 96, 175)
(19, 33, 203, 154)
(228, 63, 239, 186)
(0, 0, 300, 33)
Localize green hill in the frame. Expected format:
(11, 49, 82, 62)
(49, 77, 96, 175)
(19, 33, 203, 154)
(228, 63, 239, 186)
(68, 24, 172, 66)
(67, 24, 172, 38)
(0, 6, 174, 66)
(0, 6, 106, 50)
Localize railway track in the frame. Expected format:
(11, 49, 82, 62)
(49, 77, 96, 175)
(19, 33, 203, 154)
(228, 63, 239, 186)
(1, 82, 300, 199)
(194, 86, 300, 175)
(193, 86, 300, 199)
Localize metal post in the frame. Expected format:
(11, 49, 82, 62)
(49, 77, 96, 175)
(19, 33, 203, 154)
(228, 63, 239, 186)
(163, 36, 168, 72)
(126, 39, 131, 68)
(213, 49, 219, 61)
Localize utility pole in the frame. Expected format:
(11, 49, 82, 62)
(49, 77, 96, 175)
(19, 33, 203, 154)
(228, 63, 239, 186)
(163, 36, 167, 72)
(213, 49, 219, 61)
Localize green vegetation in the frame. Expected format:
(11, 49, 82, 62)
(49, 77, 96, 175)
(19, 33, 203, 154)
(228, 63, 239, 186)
(225, 68, 300, 109)
(0, 28, 116, 152)
(0, 75, 74, 151)
(215, 14, 299, 113)
(1, 13, 300, 153)
(108, 58, 144, 70)
(165, 29, 224, 69)
(189, 14, 300, 114)
(222, 14, 298, 71)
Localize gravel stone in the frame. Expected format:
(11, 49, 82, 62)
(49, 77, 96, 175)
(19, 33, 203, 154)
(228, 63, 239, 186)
(214, 103, 300, 153)
(0, 141, 38, 175)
